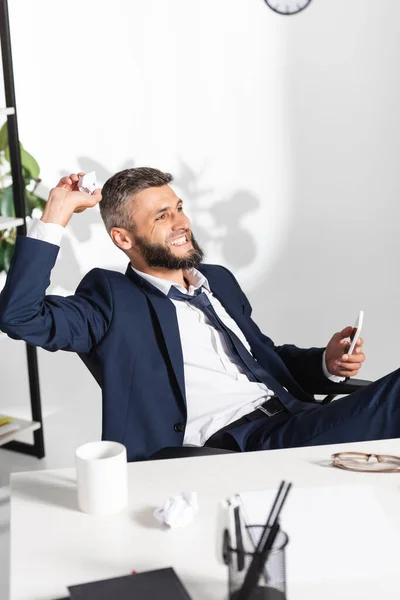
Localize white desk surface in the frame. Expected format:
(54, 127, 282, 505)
(10, 438, 400, 600)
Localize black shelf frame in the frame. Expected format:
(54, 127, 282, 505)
(0, 0, 45, 458)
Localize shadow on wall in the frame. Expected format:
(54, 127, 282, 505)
(41, 158, 261, 291)
(175, 160, 260, 269)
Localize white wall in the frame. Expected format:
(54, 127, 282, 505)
(1, 0, 400, 452)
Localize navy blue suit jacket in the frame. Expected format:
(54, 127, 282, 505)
(0, 236, 328, 461)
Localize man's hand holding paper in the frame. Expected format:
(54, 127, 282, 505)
(41, 171, 102, 227)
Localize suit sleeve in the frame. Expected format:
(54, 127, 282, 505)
(0, 236, 112, 353)
(220, 266, 328, 392)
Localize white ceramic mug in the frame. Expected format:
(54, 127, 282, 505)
(75, 441, 128, 515)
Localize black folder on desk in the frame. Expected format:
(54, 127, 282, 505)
(66, 567, 192, 600)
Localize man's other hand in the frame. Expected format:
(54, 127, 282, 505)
(41, 172, 102, 227)
(325, 326, 366, 378)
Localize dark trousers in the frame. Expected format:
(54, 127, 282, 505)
(225, 369, 400, 452)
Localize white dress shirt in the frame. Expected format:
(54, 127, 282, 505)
(27, 218, 342, 446)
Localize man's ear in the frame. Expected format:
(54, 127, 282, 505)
(110, 227, 135, 251)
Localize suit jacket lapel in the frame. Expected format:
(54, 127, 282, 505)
(125, 266, 186, 408)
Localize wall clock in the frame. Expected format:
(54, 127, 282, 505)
(264, 0, 313, 15)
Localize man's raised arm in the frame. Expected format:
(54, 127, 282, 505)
(41, 172, 102, 227)
(0, 174, 111, 353)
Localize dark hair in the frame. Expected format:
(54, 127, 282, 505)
(100, 167, 173, 232)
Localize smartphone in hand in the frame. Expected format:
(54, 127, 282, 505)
(348, 310, 364, 355)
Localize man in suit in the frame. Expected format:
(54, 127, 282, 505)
(0, 167, 398, 462)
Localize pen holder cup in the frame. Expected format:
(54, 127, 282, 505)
(223, 525, 288, 600)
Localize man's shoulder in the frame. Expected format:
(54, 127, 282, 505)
(198, 263, 233, 277)
(198, 263, 240, 288)
(84, 266, 126, 280)
(78, 265, 136, 292)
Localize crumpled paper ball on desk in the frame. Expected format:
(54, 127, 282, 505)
(153, 492, 199, 528)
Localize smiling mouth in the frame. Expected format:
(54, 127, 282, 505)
(169, 234, 191, 247)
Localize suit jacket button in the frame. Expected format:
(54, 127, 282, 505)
(174, 422, 184, 433)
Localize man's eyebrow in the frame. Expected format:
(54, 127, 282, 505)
(153, 199, 183, 216)
(154, 206, 168, 216)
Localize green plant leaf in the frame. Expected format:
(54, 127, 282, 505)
(4, 142, 40, 180)
(37, 196, 46, 211)
(22, 167, 32, 187)
(0, 186, 15, 218)
(20, 145, 40, 180)
(26, 191, 46, 213)
(0, 183, 45, 220)
(0, 122, 8, 152)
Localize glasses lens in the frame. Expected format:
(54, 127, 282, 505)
(333, 453, 400, 472)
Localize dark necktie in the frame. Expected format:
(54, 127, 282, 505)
(168, 286, 271, 385)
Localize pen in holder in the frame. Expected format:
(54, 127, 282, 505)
(223, 524, 288, 600)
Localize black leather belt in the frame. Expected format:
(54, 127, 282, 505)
(204, 396, 286, 448)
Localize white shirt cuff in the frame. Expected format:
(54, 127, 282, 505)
(27, 218, 65, 247)
(322, 349, 346, 383)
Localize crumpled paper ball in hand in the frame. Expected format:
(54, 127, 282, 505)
(78, 171, 97, 194)
(153, 492, 199, 528)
